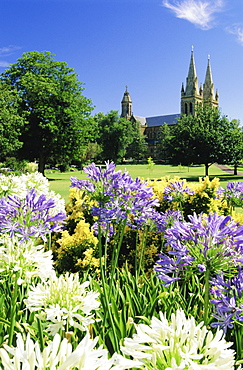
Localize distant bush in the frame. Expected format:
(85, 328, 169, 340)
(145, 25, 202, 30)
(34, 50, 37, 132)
(0, 157, 28, 175)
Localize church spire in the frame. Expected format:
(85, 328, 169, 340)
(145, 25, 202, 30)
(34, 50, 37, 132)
(181, 47, 202, 116)
(203, 55, 219, 108)
(185, 46, 199, 96)
(121, 86, 132, 120)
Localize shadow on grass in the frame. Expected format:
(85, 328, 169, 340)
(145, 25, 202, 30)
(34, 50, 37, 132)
(184, 174, 243, 183)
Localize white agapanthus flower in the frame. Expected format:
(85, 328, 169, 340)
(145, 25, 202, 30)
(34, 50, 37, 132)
(0, 172, 65, 215)
(0, 235, 55, 283)
(0, 332, 139, 369)
(121, 309, 235, 370)
(24, 272, 100, 335)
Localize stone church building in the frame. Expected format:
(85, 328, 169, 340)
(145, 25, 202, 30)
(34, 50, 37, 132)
(121, 49, 219, 158)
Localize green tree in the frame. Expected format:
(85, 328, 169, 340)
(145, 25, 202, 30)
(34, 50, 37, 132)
(0, 51, 94, 174)
(167, 105, 241, 176)
(125, 120, 148, 160)
(82, 142, 102, 163)
(157, 123, 172, 160)
(222, 119, 243, 175)
(0, 84, 25, 159)
(95, 111, 135, 163)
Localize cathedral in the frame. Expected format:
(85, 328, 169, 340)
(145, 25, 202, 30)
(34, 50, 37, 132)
(121, 48, 219, 157)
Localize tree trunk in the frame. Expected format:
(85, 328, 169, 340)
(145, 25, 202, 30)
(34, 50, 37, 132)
(38, 151, 45, 176)
(205, 163, 209, 177)
(234, 164, 238, 175)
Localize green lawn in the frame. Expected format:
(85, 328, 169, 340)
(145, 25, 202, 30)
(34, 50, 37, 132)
(47, 163, 243, 203)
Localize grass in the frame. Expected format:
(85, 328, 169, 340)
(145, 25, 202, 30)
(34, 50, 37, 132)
(47, 163, 243, 203)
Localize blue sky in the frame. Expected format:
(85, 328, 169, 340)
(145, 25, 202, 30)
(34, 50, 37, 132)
(1, 0, 243, 124)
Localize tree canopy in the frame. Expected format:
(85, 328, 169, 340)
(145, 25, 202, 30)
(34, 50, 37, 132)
(95, 111, 147, 163)
(0, 84, 25, 159)
(165, 105, 243, 176)
(0, 51, 94, 174)
(125, 119, 148, 161)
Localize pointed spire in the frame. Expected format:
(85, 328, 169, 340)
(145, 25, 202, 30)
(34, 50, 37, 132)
(204, 55, 213, 86)
(181, 82, 185, 94)
(203, 55, 215, 102)
(185, 46, 199, 95)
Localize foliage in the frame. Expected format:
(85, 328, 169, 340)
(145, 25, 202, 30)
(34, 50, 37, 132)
(125, 120, 148, 160)
(52, 188, 100, 275)
(3, 165, 243, 368)
(148, 176, 223, 218)
(156, 122, 172, 160)
(81, 142, 102, 163)
(95, 111, 146, 163)
(166, 104, 243, 176)
(221, 119, 243, 174)
(0, 83, 25, 159)
(0, 51, 94, 175)
(147, 156, 155, 173)
(0, 157, 28, 175)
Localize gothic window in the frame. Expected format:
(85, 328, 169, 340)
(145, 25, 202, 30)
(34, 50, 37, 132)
(190, 102, 193, 114)
(185, 103, 188, 115)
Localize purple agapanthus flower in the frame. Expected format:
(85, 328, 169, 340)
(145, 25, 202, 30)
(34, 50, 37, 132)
(0, 189, 66, 242)
(154, 251, 191, 286)
(155, 212, 243, 285)
(210, 269, 243, 333)
(71, 161, 161, 236)
(162, 180, 195, 203)
(216, 181, 243, 209)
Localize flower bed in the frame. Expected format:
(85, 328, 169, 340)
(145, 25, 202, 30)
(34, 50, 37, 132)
(0, 165, 243, 369)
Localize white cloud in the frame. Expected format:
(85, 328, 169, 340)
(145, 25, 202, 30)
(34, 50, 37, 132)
(0, 45, 21, 56)
(162, 0, 225, 30)
(226, 25, 243, 46)
(0, 61, 10, 67)
(0, 45, 21, 68)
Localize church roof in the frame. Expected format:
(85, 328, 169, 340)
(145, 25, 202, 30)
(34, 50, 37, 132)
(146, 113, 180, 127)
(133, 115, 147, 125)
(133, 113, 179, 127)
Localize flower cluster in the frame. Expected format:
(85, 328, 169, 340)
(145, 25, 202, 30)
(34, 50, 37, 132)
(217, 181, 243, 209)
(0, 332, 138, 370)
(121, 309, 235, 369)
(0, 188, 66, 242)
(24, 272, 100, 335)
(210, 268, 243, 333)
(0, 236, 54, 284)
(0, 172, 65, 215)
(149, 176, 221, 216)
(162, 180, 195, 203)
(155, 213, 243, 285)
(71, 161, 161, 235)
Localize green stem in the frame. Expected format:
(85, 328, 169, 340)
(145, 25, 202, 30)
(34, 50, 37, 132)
(110, 219, 127, 282)
(134, 230, 139, 281)
(203, 268, 210, 326)
(48, 232, 52, 250)
(97, 225, 120, 353)
(8, 274, 19, 346)
(137, 226, 148, 277)
(37, 317, 44, 351)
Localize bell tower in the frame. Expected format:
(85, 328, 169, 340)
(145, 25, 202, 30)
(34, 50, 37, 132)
(181, 48, 219, 116)
(121, 86, 132, 120)
(181, 47, 203, 115)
